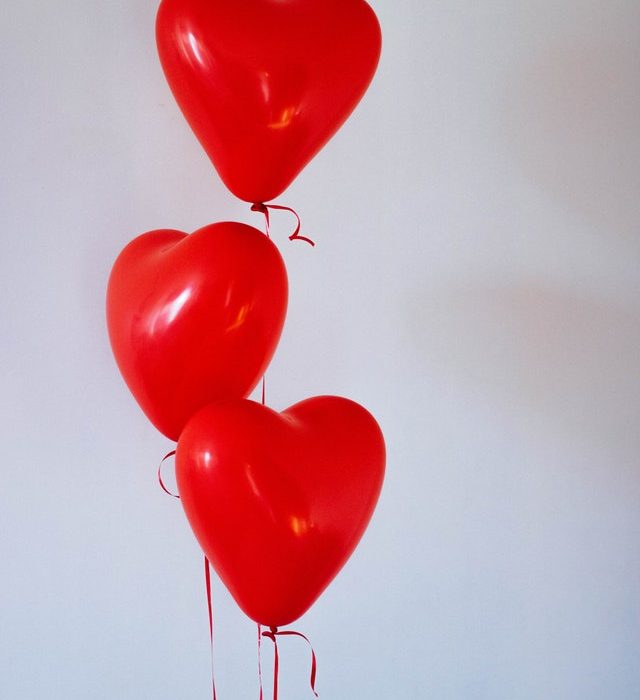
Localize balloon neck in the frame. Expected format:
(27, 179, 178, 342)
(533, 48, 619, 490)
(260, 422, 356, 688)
(251, 202, 268, 215)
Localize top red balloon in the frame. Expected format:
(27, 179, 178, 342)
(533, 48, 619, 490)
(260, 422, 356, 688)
(156, 0, 382, 203)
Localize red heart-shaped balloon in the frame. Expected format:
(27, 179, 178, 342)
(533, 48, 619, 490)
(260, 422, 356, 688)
(106, 222, 287, 441)
(176, 396, 385, 627)
(156, 0, 382, 203)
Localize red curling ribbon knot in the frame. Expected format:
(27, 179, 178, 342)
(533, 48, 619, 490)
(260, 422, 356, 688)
(157, 450, 180, 499)
(251, 203, 315, 246)
(260, 626, 319, 700)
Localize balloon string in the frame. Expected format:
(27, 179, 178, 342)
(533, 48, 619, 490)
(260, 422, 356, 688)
(257, 624, 264, 700)
(251, 210, 315, 699)
(261, 627, 319, 699)
(262, 628, 280, 700)
(158, 458, 217, 698)
(251, 203, 315, 246)
(158, 460, 218, 700)
(205, 557, 218, 700)
(157, 450, 180, 498)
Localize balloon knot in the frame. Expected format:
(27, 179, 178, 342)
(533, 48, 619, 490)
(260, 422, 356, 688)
(251, 202, 268, 215)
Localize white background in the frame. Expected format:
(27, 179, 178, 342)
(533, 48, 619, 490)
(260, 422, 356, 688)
(1, 1, 639, 698)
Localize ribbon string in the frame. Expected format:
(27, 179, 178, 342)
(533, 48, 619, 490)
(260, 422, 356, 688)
(251, 203, 315, 246)
(157, 450, 180, 499)
(263, 628, 280, 700)
(260, 627, 319, 700)
(258, 624, 264, 700)
(205, 557, 218, 700)
(157, 456, 217, 699)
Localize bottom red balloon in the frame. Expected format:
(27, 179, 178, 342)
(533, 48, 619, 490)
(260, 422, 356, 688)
(176, 396, 385, 627)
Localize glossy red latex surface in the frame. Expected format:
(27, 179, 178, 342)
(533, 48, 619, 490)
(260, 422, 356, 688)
(156, 0, 382, 203)
(106, 222, 287, 441)
(176, 396, 385, 627)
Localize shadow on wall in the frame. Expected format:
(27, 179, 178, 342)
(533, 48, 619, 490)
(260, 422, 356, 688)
(503, 38, 640, 238)
(407, 280, 640, 447)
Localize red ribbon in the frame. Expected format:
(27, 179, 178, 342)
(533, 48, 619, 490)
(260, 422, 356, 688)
(157, 454, 217, 699)
(157, 450, 180, 499)
(260, 627, 319, 700)
(257, 624, 264, 700)
(251, 203, 316, 246)
(204, 557, 218, 700)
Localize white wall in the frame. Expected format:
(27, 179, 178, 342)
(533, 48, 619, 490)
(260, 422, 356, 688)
(1, 1, 639, 698)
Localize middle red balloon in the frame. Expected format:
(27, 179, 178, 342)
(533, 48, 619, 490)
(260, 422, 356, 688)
(106, 221, 288, 441)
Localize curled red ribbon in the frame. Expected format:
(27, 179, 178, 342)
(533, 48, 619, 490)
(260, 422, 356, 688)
(260, 627, 319, 700)
(251, 203, 316, 246)
(157, 450, 180, 499)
